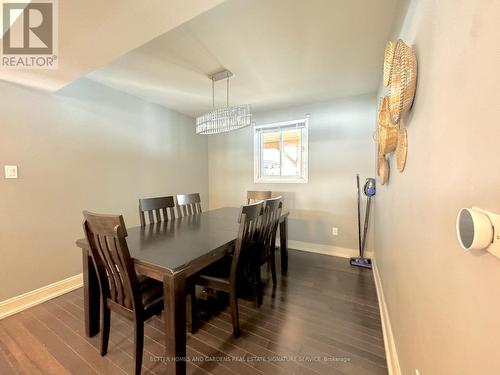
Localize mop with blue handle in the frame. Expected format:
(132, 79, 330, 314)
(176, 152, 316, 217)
(350, 174, 376, 269)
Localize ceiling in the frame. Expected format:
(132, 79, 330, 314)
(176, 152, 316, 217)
(87, 0, 400, 117)
(0, 0, 224, 91)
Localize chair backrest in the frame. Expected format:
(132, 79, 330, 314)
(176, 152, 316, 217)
(139, 196, 175, 226)
(82, 211, 141, 312)
(230, 201, 264, 284)
(258, 197, 283, 263)
(247, 190, 272, 204)
(176, 193, 202, 217)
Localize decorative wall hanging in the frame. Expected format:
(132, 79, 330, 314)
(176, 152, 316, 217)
(383, 41, 395, 87)
(396, 127, 408, 172)
(377, 155, 389, 185)
(376, 96, 398, 154)
(388, 40, 417, 124)
(375, 39, 417, 184)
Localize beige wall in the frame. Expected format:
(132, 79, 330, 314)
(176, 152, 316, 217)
(208, 94, 376, 252)
(374, 0, 500, 374)
(0, 79, 208, 301)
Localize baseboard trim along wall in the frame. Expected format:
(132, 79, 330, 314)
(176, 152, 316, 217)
(372, 258, 401, 375)
(287, 239, 373, 259)
(0, 273, 83, 320)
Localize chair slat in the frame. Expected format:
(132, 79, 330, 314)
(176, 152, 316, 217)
(109, 236, 126, 307)
(96, 234, 118, 301)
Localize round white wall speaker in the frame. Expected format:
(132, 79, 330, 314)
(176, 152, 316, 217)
(456, 208, 493, 250)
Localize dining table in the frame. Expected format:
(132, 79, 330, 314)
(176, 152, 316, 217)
(75, 206, 289, 375)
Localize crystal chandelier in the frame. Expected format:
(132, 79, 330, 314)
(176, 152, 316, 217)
(196, 70, 252, 134)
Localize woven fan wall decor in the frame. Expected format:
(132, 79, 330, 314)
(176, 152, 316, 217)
(383, 41, 395, 87)
(375, 39, 417, 184)
(377, 96, 398, 155)
(389, 40, 417, 124)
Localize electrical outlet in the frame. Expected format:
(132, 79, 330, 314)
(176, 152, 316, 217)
(4, 165, 18, 179)
(332, 227, 338, 236)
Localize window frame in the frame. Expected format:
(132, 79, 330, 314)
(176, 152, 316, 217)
(253, 118, 309, 184)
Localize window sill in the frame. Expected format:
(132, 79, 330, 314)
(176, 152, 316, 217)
(254, 177, 308, 184)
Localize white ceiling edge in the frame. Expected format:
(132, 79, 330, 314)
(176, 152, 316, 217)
(86, 0, 400, 117)
(0, 0, 226, 92)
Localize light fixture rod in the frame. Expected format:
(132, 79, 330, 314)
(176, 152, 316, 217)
(212, 77, 215, 108)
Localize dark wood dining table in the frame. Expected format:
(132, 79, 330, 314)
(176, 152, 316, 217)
(75, 207, 289, 375)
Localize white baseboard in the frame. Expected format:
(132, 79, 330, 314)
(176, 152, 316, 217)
(372, 258, 401, 375)
(0, 273, 83, 320)
(287, 239, 372, 259)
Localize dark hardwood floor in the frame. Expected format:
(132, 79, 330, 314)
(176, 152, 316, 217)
(0, 250, 387, 375)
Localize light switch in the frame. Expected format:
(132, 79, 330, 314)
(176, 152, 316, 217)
(4, 165, 18, 179)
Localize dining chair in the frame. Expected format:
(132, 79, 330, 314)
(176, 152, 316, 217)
(138, 196, 176, 226)
(247, 190, 272, 204)
(176, 193, 202, 217)
(192, 201, 264, 337)
(257, 197, 283, 289)
(82, 211, 164, 375)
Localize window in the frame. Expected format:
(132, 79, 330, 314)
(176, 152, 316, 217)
(254, 118, 308, 183)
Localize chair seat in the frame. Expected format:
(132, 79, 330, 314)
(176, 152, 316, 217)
(137, 275, 163, 314)
(195, 256, 232, 290)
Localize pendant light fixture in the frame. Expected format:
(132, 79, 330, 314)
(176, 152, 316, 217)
(196, 69, 252, 134)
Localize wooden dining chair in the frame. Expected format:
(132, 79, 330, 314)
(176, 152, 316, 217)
(82, 211, 164, 375)
(257, 197, 283, 289)
(139, 196, 175, 226)
(247, 190, 272, 204)
(193, 201, 264, 337)
(176, 193, 202, 217)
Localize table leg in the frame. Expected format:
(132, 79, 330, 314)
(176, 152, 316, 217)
(279, 216, 288, 273)
(82, 250, 100, 337)
(164, 272, 186, 375)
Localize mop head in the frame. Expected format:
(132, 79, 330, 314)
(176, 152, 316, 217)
(350, 257, 372, 269)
